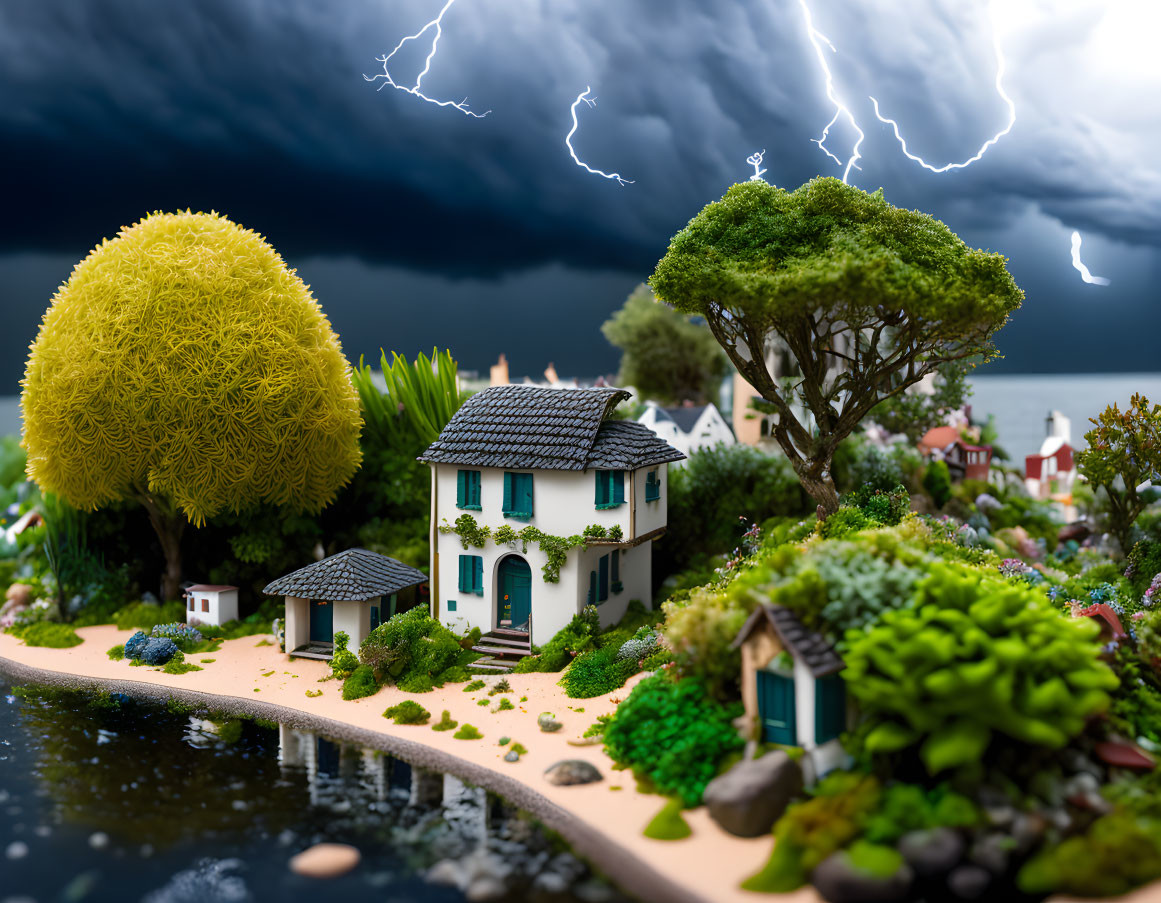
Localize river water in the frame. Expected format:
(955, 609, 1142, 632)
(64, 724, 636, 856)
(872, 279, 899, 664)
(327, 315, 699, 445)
(0, 676, 628, 903)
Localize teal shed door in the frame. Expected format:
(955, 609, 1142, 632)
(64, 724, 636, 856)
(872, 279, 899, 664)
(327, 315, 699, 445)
(309, 600, 334, 643)
(497, 556, 532, 630)
(758, 670, 797, 745)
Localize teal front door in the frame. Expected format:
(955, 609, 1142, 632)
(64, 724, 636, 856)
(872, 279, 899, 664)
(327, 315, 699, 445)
(758, 670, 797, 745)
(309, 600, 334, 643)
(497, 556, 532, 630)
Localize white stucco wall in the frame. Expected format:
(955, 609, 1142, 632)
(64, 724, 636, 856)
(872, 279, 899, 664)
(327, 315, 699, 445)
(334, 598, 376, 649)
(284, 596, 309, 651)
(793, 656, 817, 751)
(188, 589, 238, 627)
(430, 463, 667, 645)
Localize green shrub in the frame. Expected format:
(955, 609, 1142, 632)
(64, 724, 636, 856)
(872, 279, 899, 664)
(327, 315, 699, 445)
(1127, 540, 1161, 598)
(862, 783, 979, 844)
(331, 631, 359, 679)
(847, 484, 911, 527)
(844, 841, 905, 879)
(1017, 813, 1161, 898)
(161, 650, 202, 674)
(741, 772, 881, 893)
(584, 714, 613, 738)
(14, 621, 82, 648)
(818, 506, 872, 540)
(488, 678, 511, 694)
(604, 674, 743, 807)
(495, 697, 515, 711)
(453, 723, 483, 740)
(922, 460, 951, 509)
(106, 644, 125, 661)
(559, 646, 639, 698)
(845, 561, 1119, 775)
(513, 605, 600, 672)
(113, 600, 186, 631)
(360, 607, 463, 688)
(431, 710, 458, 731)
(812, 542, 921, 637)
(342, 664, 380, 700)
(643, 798, 692, 840)
(384, 699, 431, 724)
(463, 679, 486, 692)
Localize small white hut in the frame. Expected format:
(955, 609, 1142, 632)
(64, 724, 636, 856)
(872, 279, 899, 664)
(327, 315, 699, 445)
(184, 584, 239, 627)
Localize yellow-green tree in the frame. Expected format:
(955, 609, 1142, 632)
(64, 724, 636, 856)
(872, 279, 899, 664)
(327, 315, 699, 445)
(22, 211, 362, 601)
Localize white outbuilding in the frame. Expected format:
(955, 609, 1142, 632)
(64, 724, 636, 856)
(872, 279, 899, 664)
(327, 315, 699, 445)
(184, 584, 239, 627)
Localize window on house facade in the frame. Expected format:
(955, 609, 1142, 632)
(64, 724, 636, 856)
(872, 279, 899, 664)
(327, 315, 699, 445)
(598, 554, 610, 602)
(611, 549, 621, 593)
(202, 598, 209, 612)
(456, 469, 482, 509)
(503, 472, 534, 519)
(458, 554, 484, 595)
(588, 570, 597, 605)
(595, 470, 625, 508)
(645, 469, 661, 502)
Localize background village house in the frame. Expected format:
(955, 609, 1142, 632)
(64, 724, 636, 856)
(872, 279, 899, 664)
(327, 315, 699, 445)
(419, 385, 683, 660)
(636, 401, 734, 464)
(919, 425, 994, 483)
(183, 583, 238, 627)
(265, 548, 428, 660)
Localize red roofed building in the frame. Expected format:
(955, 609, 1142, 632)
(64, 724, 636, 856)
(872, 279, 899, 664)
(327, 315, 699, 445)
(1025, 410, 1077, 502)
(918, 427, 993, 483)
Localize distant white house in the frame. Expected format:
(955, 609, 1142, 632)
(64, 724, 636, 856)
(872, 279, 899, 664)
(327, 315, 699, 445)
(637, 402, 734, 463)
(1025, 411, 1079, 519)
(419, 385, 684, 659)
(184, 584, 239, 627)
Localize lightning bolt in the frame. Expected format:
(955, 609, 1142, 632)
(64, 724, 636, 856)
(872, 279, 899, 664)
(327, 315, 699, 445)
(1070, 231, 1110, 286)
(798, 0, 864, 184)
(868, 10, 1014, 173)
(565, 88, 634, 186)
(364, 0, 490, 118)
(747, 149, 768, 182)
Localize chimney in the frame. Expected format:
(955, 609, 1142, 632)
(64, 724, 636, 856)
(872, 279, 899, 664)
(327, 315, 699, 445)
(490, 353, 509, 387)
(544, 362, 559, 385)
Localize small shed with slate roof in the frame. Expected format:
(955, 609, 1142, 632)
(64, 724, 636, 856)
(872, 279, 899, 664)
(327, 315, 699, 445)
(265, 548, 427, 660)
(732, 604, 849, 772)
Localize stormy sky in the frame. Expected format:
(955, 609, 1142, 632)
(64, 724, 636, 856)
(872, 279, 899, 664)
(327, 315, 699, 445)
(1, 0, 1158, 392)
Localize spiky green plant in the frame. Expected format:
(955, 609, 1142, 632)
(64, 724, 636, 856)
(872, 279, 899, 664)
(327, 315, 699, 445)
(351, 347, 463, 449)
(21, 210, 362, 600)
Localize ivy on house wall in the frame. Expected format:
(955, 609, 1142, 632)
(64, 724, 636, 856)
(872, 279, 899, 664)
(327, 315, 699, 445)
(438, 514, 623, 583)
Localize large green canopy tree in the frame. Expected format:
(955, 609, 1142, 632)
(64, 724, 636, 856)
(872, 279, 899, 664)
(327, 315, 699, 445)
(650, 177, 1023, 515)
(601, 284, 728, 405)
(22, 211, 363, 600)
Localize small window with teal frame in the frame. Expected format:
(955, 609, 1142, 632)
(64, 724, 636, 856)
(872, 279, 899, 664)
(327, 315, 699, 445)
(598, 554, 610, 602)
(814, 673, 847, 744)
(595, 470, 625, 509)
(645, 469, 661, 502)
(458, 554, 484, 596)
(456, 469, 482, 510)
(503, 472, 534, 519)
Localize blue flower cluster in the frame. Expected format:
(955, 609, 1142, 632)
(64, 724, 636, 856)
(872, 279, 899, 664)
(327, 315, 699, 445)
(123, 630, 180, 665)
(151, 622, 203, 650)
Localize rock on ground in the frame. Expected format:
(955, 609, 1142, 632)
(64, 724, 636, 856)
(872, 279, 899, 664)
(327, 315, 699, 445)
(702, 750, 803, 837)
(288, 843, 361, 878)
(544, 760, 603, 786)
(811, 851, 913, 903)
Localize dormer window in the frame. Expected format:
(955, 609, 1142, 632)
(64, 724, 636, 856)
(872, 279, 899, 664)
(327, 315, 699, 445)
(595, 470, 625, 509)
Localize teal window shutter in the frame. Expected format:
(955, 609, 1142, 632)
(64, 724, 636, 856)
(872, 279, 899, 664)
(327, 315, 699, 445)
(814, 674, 847, 744)
(588, 570, 597, 605)
(595, 471, 624, 509)
(598, 554, 609, 602)
(595, 471, 607, 507)
(473, 556, 484, 596)
(458, 555, 470, 592)
(503, 472, 514, 513)
(612, 470, 625, 505)
(645, 469, 660, 502)
(521, 473, 534, 517)
(505, 472, 533, 518)
(458, 470, 481, 509)
(611, 549, 620, 583)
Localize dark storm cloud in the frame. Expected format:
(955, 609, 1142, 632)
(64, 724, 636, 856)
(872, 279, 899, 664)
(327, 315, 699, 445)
(0, 0, 1157, 386)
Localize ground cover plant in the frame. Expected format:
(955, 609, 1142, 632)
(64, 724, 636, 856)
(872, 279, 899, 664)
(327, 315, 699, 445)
(359, 606, 478, 692)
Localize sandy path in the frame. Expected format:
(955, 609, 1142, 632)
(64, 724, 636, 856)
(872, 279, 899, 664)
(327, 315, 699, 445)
(0, 625, 808, 903)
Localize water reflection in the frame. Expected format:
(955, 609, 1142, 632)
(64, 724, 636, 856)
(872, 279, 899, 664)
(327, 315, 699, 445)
(0, 681, 629, 903)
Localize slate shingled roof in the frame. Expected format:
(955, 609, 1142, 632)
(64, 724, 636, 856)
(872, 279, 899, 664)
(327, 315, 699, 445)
(263, 548, 427, 602)
(588, 421, 686, 469)
(419, 385, 683, 471)
(661, 404, 708, 434)
(731, 604, 845, 678)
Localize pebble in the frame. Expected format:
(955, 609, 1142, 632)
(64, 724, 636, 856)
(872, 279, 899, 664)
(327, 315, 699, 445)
(544, 760, 603, 786)
(503, 750, 520, 762)
(5, 841, 29, 860)
(288, 843, 361, 878)
(538, 713, 562, 733)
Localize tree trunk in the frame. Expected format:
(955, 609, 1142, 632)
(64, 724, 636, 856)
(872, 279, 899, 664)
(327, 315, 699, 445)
(791, 455, 840, 519)
(137, 491, 186, 601)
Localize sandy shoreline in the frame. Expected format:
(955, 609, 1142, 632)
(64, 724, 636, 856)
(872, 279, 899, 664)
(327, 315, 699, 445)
(0, 625, 805, 903)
